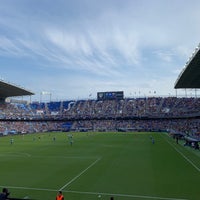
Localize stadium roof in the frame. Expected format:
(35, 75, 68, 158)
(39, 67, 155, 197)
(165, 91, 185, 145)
(175, 44, 200, 89)
(0, 80, 34, 99)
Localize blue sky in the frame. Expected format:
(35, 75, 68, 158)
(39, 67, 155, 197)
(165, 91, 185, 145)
(0, 0, 200, 101)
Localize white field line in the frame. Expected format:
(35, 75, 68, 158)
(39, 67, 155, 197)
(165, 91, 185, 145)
(0, 185, 57, 192)
(0, 186, 188, 200)
(0, 152, 31, 157)
(163, 134, 200, 173)
(31, 155, 99, 159)
(65, 190, 188, 200)
(0, 152, 100, 160)
(59, 157, 101, 191)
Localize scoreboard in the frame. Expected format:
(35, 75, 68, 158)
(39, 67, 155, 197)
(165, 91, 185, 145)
(97, 91, 124, 100)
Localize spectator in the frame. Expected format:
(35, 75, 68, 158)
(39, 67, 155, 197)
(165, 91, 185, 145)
(0, 188, 10, 200)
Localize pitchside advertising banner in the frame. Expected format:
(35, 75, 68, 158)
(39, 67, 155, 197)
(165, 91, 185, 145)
(97, 91, 124, 100)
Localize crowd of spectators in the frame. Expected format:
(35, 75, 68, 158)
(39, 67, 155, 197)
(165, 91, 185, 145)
(0, 97, 200, 139)
(0, 121, 62, 135)
(2, 97, 200, 119)
(71, 118, 200, 139)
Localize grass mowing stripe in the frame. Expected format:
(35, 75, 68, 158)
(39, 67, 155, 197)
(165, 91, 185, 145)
(162, 134, 200, 173)
(59, 157, 101, 191)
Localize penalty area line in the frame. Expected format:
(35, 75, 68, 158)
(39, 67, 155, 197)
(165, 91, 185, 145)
(59, 157, 101, 191)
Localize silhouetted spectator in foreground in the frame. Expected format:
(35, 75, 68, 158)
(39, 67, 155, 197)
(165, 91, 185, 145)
(0, 188, 10, 200)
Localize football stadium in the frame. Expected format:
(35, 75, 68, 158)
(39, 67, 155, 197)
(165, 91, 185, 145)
(0, 44, 200, 200)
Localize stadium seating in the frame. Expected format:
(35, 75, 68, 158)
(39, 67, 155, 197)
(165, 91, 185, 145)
(0, 97, 200, 140)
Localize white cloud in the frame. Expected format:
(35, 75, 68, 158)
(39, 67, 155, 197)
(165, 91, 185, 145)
(1, 0, 200, 100)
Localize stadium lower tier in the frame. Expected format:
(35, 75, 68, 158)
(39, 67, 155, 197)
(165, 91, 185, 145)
(0, 118, 199, 141)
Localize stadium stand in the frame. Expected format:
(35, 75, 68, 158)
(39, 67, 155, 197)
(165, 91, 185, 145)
(0, 80, 34, 102)
(1, 44, 200, 150)
(175, 43, 200, 89)
(0, 97, 200, 140)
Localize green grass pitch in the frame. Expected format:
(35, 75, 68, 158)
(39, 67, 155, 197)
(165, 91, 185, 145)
(0, 132, 199, 200)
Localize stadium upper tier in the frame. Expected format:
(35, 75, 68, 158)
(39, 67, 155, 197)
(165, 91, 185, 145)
(1, 97, 200, 120)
